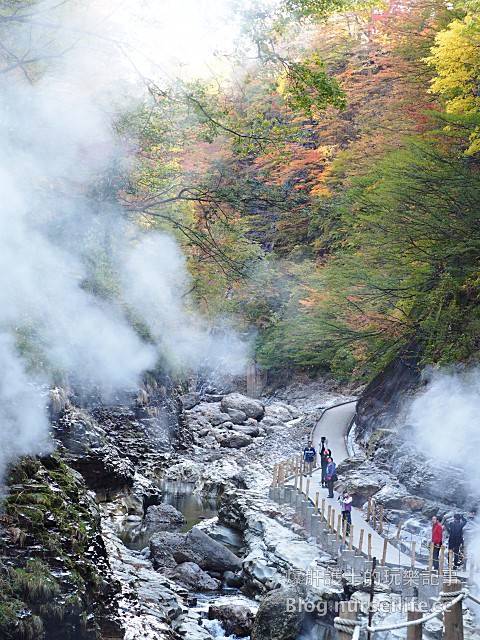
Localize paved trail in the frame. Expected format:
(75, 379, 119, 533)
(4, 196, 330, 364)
(305, 402, 417, 567)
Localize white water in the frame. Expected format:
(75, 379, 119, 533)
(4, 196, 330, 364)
(193, 592, 258, 640)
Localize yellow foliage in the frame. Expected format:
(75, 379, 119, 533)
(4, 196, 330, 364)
(425, 14, 480, 154)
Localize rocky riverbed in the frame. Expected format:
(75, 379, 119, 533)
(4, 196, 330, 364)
(1, 372, 479, 639)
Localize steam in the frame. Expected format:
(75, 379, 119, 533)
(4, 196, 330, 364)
(0, 0, 249, 480)
(407, 368, 480, 582)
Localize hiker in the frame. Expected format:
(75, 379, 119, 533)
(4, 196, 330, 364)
(447, 513, 467, 569)
(339, 490, 352, 535)
(431, 516, 443, 571)
(320, 437, 332, 488)
(325, 457, 336, 498)
(303, 440, 316, 476)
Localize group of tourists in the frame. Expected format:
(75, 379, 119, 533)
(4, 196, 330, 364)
(303, 436, 351, 533)
(303, 438, 468, 566)
(431, 513, 467, 570)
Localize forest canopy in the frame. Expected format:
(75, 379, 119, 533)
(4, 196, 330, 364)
(1, 0, 479, 383)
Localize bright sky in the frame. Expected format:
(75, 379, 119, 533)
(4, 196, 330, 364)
(94, 0, 248, 79)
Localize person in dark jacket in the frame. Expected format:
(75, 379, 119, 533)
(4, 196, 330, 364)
(303, 440, 316, 476)
(325, 457, 336, 498)
(431, 516, 443, 571)
(447, 513, 467, 568)
(320, 437, 332, 488)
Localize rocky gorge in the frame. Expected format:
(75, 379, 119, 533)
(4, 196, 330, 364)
(0, 367, 479, 640)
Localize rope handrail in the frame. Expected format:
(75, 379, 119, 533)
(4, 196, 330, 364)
(334, 587, 474, 636)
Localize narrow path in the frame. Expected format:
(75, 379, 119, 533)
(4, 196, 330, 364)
(307, 402, 417, 567)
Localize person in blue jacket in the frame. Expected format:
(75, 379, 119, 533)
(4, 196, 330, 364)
(303, 440, 316, 476)
(325, 457, 336, 498)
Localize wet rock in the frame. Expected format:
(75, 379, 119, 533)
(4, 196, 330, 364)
(221, 393, 265, 420)
(168, 562, 221, 591)
(208, 603, 255, 637)
(223, 570, 244, 588)
(144, 504, 186, 531)
(251, 585, 306, 640)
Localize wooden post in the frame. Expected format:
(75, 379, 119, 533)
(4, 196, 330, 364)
(368, 533, 372, 561)
(331, 508, 336, 532)
(294, 470, 298, 490)
(348, 524, 354, 551)
(407, 606, 423, 640)
(442, 579, 464, 640)
(367, 497, 372, 521)
(278, 463, 284, 488)
(378, 504, 384, 535)
(306, 478, 310, 498)
(299, 473, 303, 494)
(358, 529, 364, 555)
(321, 498, 326, 522)
(411, 541, 416, 570)
(341, 520, 348, 546)
(381, 538, 388, 566)
(372, 500, 377, 530)
(439, 545, 445, 577)
(337, 600, 359, 640)
(272, 464, 278, 488)
(448, 550, 454, 580)
(395, 522, 402, 542)
(314, 491, 319, 515)
(336, 514, 342, 541)
(428, 542, 434, 573)
(327, 505, 332, 530)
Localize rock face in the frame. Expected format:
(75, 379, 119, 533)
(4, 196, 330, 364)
(208, 603, 255, 637)
(251, 586, 306, 640)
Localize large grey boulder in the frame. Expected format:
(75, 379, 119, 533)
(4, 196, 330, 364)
(168, 562, 221, 591)
(219, 433, 253, 448)
(144, 503, 186, 531)
(185, 527, 242, 573)
(221, 393, 265, 420)
(149, 527, 242, 574)
(149, 531, 185, 569)
(251, 586, 306, 640)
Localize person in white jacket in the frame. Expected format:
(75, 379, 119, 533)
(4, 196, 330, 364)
(339, 490, 352, 535)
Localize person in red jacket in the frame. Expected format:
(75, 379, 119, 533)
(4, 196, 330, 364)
(431, 516, 443, 571)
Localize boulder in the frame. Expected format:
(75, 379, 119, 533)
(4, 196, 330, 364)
(231, 424, 260, 437)
(185, 527, 242, 573)
(264, 403, 300, 423)
(168, 562, 221, 591)
(208, 604, 255, 637)
(221, 393, 265, 420)
(180, 392, 201, 410)
(219, 433, 253, 448)
(226, 408, 248, 424)
(149, 532, 185, 569)
(144, 504, 186, 531)
(251, 586, 306, 640)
